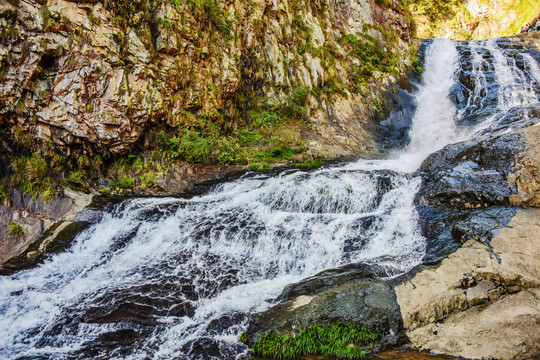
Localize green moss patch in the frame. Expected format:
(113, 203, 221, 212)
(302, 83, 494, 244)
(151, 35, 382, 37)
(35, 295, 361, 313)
(246, 323, 379, 359)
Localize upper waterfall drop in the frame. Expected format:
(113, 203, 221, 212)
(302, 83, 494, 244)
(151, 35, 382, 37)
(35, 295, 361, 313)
(406, 40, 460, 157)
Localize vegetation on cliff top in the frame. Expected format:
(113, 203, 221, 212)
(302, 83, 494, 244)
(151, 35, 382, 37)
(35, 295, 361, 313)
(405, 0, 540, 39)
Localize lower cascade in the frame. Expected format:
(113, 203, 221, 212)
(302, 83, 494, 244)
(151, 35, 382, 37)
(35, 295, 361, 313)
(1, 37, 539, 359)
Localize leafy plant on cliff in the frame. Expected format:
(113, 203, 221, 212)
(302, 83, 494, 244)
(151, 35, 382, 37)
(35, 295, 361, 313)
(187, 0, 231, 38)
(10, 154, 55, 200)
(7, 222, 26, 237)
(342, 30, 399, 90)
(247, 323, 379, 359)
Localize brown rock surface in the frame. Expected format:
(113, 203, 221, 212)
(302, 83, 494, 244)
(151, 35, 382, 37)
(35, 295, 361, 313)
(0, 189, 92, 264)
(508, 124, 540, 207)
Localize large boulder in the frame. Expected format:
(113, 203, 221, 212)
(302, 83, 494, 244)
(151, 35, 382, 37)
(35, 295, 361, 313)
(419, 125, 540, 208)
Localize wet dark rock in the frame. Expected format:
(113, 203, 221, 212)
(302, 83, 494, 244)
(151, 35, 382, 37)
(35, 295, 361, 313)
(417, 206, 516, 264)
(84, 302, 162, 326)
(90, 329, 142, 349)
(479, 105, 540, 136)
(418, 131, 525, 208)
(181, 337, 248, 360)
(277, 262, 394, 302)
(376, 86, 416, 151)
(76, 327, 153, 360)
(246, 267, 405, 352)
(168, 301, 196, 318)
(206, 312, 249, 336)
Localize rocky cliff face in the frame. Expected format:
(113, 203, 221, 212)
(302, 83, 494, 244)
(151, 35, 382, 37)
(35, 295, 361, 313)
(0, 0, 415, 158)
(408, 0, 540, 40)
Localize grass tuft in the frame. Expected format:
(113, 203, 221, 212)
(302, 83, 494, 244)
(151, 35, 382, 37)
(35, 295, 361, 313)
(248, 323, 379, 359)
(7, 222, 26, 236)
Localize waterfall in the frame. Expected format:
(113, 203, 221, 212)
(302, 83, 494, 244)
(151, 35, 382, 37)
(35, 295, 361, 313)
(1, 38, 538, 360)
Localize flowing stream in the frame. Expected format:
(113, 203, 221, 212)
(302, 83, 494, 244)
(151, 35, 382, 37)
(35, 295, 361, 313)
(1, 39, 539, 359)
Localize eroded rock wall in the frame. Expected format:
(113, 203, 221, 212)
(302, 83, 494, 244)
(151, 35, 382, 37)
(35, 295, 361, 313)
(0, 0, 415, 157)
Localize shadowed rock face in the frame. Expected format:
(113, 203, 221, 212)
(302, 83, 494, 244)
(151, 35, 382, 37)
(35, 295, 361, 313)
(0, 0, 414, 158)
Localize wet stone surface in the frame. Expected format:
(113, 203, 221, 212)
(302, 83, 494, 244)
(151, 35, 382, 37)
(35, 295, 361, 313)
(418, 131, 525, 208)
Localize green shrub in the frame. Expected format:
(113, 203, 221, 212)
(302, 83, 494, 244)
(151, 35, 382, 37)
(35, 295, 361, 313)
(117, 176, 135, 190)
(0, 184, 6, 203)
(342, 32, 399, 88)
(7, 222, 26, 236)
(139, 173, 156, 190)
(472, 298, 487, 306)
(176, 130, 213, 163)
(66, 170, 85, 187)
(248, 323, 379, 360)
(374, 0, 392, 7)
(295, 158, 323, 168)
(11, 155, 54, 199)
(42, 186, 57, 201)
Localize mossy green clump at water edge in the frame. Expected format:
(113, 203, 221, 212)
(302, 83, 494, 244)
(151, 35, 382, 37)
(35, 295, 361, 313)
(0, 184, 6, 203)
(245, 323, 380, 359)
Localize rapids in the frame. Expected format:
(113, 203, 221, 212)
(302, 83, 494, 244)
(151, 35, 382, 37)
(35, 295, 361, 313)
(1, 38, 539, 359)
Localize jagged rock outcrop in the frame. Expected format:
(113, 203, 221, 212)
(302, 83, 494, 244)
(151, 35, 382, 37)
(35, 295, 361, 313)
(0, 0, 415, 157)
(395, 208, 540, 360)
(0, 188, 92, 266)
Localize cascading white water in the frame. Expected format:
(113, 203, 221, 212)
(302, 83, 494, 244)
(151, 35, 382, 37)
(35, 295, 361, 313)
(1, 38, 538, 360)
(467, 39, 540, 136)
(488, 39, 538, 110)
(405, 39, 460, 162)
